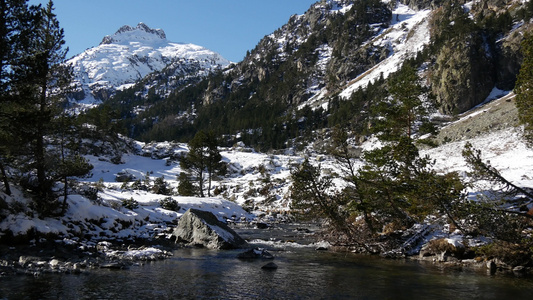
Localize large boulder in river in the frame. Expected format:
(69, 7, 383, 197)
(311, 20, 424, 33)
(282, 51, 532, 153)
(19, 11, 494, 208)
(172, 208, 248, 249)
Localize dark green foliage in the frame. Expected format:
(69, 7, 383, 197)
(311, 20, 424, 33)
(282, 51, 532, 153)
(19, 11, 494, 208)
(121, 197, 139, 210)
(515, 33, 533, 144)
(461, 142, 533, 257)
(288, 145, 462, 253)
(326, 0, 391, 90)
(463, 142, 533, 204)
(291, 159, 350, 239)
(159, 197, 180, 212)
(0, 1, 93, 215)
(181, 130, 225, 197)
(177, 172, 196, 196)
(56, 153, 93, 212)
(152, 176, 171, 195)
(373, 64, 427, 140)
(0, 0, 39, 196)
(328, 77, 386, 133)
(77, 104, 126, 137)
(353, 137, 464, 231)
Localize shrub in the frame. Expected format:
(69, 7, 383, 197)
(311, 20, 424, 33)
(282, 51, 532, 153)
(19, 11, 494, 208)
(122, 197, 139, 210)
(152, 176, 171, 195)
(160, 197, 180, 212)
(476, 240, 533, 267)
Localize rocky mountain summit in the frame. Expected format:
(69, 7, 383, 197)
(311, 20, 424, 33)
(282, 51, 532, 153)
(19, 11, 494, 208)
(67, 22, 231, 108)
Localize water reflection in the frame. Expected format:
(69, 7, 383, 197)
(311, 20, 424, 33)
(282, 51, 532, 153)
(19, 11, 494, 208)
(2, 233, 533, 299)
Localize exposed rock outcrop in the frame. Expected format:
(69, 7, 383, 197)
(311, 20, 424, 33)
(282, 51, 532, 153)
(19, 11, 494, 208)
(431, 33, 495, 114)
(172, 209, 248, 249)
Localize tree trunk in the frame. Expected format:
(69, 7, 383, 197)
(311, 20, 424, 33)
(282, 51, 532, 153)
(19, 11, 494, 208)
(198, 170, 204, 197)
(0, 160, 11, 195)
(62, 175, 68, 214)
(36, 77, 48, 194)
(208, 170, 212, 197)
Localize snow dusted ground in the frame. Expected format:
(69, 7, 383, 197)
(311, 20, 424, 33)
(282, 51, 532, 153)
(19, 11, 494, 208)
(1, 1, 531, 264)
(425, 127, 533, 194)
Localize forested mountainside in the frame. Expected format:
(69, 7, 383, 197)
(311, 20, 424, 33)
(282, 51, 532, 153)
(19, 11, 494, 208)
(86, 0, 533, 151)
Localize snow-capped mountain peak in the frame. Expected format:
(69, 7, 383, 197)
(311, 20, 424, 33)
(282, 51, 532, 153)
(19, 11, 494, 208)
(101, 22, 167, 45)
(68, 23, 231, 108)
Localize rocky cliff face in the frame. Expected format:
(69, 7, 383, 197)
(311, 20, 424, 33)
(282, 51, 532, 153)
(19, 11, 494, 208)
(427, 0, 531, 114)
(197, 0, 527, 116)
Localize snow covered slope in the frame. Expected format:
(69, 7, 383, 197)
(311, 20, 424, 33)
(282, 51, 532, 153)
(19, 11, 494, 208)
(67, 22, 231, 106)
(338, 3, 431, 99)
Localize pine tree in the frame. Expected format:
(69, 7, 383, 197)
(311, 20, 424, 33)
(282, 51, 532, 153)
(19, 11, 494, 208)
(462, 142, 533, 250)
(32, 1, 71, 200)
(292, 64, 463, 252)
(7, 1, 76, 214)
(53, 113, 93, 213)
(515, 33, 533, 144)
(181, 130, 225, 197)
(0, 0, 36, 195)
(177, 172, 196, 196)
(372, 64, 433, 141)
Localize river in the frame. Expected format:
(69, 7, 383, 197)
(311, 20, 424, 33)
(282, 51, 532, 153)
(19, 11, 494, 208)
(1, 224, 533, 299)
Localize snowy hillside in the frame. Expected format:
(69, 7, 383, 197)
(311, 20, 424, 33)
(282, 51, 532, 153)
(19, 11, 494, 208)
(67, 22, 231, 107)
(300, 2, 431, 108)
(338, 3, 430, 99)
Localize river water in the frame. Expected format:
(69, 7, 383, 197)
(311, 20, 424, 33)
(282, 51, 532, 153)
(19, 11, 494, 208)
(2, 225, 533, 299)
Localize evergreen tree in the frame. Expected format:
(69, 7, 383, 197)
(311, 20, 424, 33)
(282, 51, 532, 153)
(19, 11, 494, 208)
(177, 172, 196, 196)
(152, 176, 171, 195)
(461, 142, 533, 258)
(52, 112, 93, 213)
(181, 130, 225, 197)
(55, 153, 92, 213)
(0, 0, 37, 195)
(31, 1, 72, 200)
(372, 64, 433, 141)
(290, 158, 374, 252)
(515, 33, 533, 144)
(7, 1, 81, 214)
(291, 63, 463, 252)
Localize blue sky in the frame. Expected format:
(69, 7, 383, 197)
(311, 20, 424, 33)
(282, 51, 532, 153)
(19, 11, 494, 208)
(28, 0, 318, 62)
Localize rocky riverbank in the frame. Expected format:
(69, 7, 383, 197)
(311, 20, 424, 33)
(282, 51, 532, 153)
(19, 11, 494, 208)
(0, 239, 174, 277)
(409, 249, 532, 277)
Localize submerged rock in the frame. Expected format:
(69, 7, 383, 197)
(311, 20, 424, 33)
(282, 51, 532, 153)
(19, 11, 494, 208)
(100, 262, 126, 269)
(261, 262, 278, 270)
(237, 247, 274, 259)
(172, 209, 248, 249)
(255, 222, 269, 229)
